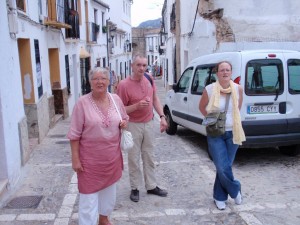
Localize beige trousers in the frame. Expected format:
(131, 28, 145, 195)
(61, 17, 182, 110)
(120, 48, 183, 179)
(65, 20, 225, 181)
(127, 120, 157, 190)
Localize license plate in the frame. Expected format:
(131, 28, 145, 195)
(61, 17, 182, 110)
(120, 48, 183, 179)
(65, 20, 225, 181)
(247, 105, 278, 114)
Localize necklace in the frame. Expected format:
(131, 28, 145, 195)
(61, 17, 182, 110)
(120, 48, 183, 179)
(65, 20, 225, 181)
(89, 93, 112, 127)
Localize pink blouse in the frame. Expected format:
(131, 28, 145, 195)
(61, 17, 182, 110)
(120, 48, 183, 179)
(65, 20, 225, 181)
(67, 93, 129, 194)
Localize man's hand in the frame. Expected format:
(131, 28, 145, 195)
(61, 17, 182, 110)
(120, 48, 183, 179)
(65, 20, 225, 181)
(136, 99, 150, 110)
(160, 117, 168, 133)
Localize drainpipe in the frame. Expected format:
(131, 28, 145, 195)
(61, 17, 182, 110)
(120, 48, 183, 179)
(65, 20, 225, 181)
(106, 19, 110, 67)
(175, 0, 181, 82)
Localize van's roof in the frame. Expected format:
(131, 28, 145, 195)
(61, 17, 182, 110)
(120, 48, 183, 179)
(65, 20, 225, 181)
(188, 49, 300, 67)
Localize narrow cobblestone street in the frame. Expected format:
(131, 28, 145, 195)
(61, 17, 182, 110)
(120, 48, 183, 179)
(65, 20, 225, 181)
(0, 78, 300, 225)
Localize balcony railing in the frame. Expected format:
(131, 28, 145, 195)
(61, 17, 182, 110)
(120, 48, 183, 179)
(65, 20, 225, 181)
(45, 0, 71, 29)
(65, 9, 80, 39)
(149, 45, 154, 52)
(87, 22, 99, 43)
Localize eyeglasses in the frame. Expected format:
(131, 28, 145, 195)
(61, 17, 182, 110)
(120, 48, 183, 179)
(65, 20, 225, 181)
(218, 69, 231, 73)
(91, 77, 108, 82)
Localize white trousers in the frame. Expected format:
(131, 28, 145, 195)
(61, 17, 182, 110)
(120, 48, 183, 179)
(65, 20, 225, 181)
(79, 182, 117, 225)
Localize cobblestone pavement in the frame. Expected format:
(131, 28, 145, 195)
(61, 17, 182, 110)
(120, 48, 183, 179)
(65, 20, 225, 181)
(0, 78, 300, 225)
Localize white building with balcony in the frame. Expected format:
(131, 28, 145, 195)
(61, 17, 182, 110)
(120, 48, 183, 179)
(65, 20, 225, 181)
(0, 0, 132, 201)
(106, 0, 133, 79)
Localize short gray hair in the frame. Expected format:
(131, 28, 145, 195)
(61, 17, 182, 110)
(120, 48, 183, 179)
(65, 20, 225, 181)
(88, 67, 109, 82)
(132, 53, 146, 63)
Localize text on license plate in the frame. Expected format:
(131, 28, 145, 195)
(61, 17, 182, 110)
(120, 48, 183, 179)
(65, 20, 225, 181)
(247, 105, 278, 114)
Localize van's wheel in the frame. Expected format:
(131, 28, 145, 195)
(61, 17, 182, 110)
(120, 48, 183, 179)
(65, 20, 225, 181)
(165, 108, 177, 135)
(279, 145, 300, 156)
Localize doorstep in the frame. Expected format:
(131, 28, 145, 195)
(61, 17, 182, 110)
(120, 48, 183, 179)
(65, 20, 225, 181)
(0, 179, 8, 202)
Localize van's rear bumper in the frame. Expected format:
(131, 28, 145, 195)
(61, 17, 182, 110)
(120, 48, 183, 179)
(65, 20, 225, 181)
(242, 133, 300, 148)
(242, 118, 300, 148)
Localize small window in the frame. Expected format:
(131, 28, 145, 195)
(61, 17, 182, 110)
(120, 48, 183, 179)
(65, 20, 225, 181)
(288, 59, 300, 94)
(245, 59, 284, 96)
(16, 0, 26, 12)
(65, 55, 71, 95)
(56, 0, 65, 23)
(177, 67, 193, 93)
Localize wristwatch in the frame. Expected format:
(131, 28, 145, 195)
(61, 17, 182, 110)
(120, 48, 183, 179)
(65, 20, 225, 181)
(160, 115, 166, 119)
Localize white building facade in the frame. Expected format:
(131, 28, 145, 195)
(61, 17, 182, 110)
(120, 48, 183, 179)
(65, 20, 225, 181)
(0, 0, 132, 200)
(161, 0, 300, 87)
(107, 0, 133, 79)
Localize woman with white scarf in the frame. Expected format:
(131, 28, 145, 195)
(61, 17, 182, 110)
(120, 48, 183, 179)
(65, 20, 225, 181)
(199, 61, 246, 210)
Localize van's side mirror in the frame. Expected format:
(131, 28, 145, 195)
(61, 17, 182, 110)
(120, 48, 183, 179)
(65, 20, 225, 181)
(172, 83, 179, 92)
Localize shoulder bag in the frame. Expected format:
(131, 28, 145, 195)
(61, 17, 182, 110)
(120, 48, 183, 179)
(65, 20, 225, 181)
(202, 93, 230, 137)
(109, 93, 134, 152)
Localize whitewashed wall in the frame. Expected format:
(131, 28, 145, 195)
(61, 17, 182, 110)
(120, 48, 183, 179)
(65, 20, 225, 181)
(108, 0, 132, 78)
(0, 1, 24, 186)
(163, 0, 300, 87)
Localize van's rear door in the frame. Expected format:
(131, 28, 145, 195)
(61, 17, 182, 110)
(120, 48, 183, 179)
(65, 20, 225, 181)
(284, 52, 300, 134)
(240, 51, 288, 143)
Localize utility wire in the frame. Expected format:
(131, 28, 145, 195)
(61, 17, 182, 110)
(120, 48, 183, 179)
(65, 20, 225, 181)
(188, 0, 201, 36)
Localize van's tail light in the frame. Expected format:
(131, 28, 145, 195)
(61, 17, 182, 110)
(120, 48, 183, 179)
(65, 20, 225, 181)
(268, 54, 276, 58)
(234, 76, 241, 84)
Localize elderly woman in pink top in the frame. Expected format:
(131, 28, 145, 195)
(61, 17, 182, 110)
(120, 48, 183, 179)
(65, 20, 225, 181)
(67, 67, 128, 225)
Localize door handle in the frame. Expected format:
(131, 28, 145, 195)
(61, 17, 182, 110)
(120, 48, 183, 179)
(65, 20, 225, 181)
(183, 97, 187, 101)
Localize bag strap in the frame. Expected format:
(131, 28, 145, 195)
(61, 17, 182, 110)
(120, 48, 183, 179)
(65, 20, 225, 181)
(144, 73, 153, 86)
(224, 93, 231, 113)
(109, 93, 122, 121)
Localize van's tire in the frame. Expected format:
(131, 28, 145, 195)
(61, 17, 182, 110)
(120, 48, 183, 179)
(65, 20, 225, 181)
(165, 109, 177, 135)
(279, 145, 300, 156)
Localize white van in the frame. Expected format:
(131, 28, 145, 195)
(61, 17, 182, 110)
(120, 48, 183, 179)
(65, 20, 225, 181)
(164, 49, 300, 156)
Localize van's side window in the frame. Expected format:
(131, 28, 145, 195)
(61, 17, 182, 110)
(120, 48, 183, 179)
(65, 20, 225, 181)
(191, 65, 217, 95)
(245, 59, 284, 96)
(288, 59, 300, 94)
(177, 67, 193, 93)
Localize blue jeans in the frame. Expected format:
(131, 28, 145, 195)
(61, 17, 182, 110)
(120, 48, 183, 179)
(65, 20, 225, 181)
(207, 131, 240, 201)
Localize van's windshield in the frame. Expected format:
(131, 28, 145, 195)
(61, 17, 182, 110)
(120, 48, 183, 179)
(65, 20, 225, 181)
(245, 59, 284, 96)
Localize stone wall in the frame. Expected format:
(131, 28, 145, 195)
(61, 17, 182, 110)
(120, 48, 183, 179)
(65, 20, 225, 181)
(48, 95, 56, 128)
(132, 28, 161, 57)
(24, 93, 50, 142)
(18, 116, 30, 165)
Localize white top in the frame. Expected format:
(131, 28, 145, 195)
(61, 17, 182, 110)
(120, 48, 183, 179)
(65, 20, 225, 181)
(205, 83, 240, 131)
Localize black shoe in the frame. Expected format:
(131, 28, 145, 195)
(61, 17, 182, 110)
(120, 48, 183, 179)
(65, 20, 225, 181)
(147, 186, 168, 197)
(130, 189, 139, 202)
